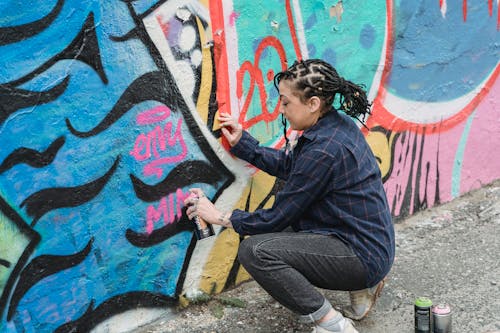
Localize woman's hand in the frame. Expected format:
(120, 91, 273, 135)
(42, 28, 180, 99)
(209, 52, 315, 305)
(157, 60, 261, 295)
(218, 112, 243, 147)
(184, 188, 225, 226)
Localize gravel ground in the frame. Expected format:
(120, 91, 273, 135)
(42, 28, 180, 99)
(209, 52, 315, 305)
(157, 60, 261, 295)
(130, 180, 500, 333)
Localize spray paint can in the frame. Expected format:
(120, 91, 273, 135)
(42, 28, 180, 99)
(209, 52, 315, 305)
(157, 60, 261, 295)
(189, 194, 215, 240)
(432, 304, 452, 333)
(415, 297, 433, 333)
(193, 215, 215, 240)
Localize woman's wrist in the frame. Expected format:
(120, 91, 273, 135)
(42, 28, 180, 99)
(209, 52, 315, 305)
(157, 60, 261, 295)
(218, 211, 233, 228)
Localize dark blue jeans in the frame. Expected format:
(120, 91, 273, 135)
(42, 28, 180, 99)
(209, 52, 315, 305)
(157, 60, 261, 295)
(238, 232, 368, 322)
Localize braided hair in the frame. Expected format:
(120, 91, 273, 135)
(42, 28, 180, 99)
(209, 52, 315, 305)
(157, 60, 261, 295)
(273, 59, 372, 142)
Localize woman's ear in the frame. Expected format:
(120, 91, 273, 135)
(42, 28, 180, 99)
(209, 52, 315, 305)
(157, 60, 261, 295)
(308, 96, 322, 113)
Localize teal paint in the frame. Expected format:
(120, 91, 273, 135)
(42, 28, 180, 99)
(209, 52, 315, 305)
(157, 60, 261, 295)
(452, 111, 476, 197)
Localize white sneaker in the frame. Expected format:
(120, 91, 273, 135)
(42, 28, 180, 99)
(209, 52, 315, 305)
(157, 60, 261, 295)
(342, 279, 385, 320)
(311, 318, 358, 333)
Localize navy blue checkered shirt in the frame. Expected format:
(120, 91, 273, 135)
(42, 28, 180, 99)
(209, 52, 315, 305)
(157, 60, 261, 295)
(229, 110, 395, 287)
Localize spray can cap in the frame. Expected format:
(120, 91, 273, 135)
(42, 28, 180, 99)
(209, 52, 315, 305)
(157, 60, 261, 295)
(432, 303, 451, 314)
(415, 297, 433, 307)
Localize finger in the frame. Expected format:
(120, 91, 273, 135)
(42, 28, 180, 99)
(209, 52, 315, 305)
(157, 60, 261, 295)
(184, 196, 195, 206)
(218, 120, 231, 130)
(189, 188, 201, 195)
(189, 188, 205, 198)
(186, 205, 197, 217)
(188, 189, 200, 200)
(218, 112, 232, 119)
(218, 114, 236, 124)
(184, 196, 196, 206)
(221, 126, 231, 138)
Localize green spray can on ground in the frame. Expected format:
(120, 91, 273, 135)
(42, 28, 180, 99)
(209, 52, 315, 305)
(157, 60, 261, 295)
(415, 297, 433, 333)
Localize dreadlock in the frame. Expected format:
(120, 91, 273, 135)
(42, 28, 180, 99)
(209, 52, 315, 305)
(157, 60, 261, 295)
(274, 59, 372, 128)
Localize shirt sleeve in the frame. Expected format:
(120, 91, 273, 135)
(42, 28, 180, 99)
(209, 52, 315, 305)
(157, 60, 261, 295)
(231, 146, 339, 235)
(230, 131, 292, 179)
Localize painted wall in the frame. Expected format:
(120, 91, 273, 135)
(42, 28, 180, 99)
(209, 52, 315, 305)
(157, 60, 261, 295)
(0, 0, 498, 331)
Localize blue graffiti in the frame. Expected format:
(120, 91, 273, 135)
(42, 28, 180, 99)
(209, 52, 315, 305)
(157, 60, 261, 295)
(389, 0, 500, 101)
(0, 0, 233, 331)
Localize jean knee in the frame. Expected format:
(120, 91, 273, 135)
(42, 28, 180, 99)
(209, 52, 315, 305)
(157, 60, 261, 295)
(238, 236, 280, 274)
(237, 237, 257, 268)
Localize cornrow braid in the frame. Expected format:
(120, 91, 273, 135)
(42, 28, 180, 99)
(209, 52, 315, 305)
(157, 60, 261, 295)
(274, 59, 372, 127)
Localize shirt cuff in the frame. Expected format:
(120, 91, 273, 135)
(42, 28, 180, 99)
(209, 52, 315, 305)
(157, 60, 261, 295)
(230, 131, 259, 161)
(227, 209, 249, 235)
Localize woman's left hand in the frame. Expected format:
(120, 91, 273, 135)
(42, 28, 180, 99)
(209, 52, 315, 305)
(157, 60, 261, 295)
(184, 188, 222, 225)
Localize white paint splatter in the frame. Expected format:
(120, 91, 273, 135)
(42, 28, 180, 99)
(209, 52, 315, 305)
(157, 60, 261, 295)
(179, 25, 196, 52)
(175, 60, 195, 97)
(190, 48, 202, 67)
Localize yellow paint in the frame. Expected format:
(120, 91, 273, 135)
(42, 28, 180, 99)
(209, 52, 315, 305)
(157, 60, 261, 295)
(235, 259, 252, 285)
(199, 228, 241, 294)
(195, 16, 213, 124)
(234, 171, 277, 211)
(178, 294, 190, 309)
(365, 129, 396, 179)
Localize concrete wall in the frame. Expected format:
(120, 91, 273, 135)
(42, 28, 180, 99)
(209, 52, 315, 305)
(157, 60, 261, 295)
(0, 0, 498, 331)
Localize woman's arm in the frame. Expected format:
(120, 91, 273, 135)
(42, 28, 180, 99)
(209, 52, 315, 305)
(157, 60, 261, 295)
(185, 148, 338, 236)
(219, 113, 292, 179)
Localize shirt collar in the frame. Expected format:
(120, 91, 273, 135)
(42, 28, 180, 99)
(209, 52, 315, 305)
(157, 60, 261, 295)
(300, 109, 338, 141)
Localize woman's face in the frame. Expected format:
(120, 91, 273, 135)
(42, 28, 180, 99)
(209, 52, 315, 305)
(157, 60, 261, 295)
(278, 80, 320, 131)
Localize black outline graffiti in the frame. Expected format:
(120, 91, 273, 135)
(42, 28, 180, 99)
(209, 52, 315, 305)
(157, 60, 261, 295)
(0, 13, 107, 127)
(54, 291, 177, 333)
(5, 13, 107, 88)
(0, 196, 40, 322)
(0, 136, 66, 174)
(130, 160, 225, 202)
(0, 0, 64, 46)
(7, 238, 94, 320)
(20, 156, 120, 226)
(0, 78, 70, 125)
(370, 126, 441, 220)
(125, 215, 193, 248)
(67, 71, 173, 138)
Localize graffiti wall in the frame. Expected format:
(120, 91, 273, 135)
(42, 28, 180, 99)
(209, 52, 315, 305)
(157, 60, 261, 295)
(0, 0, 498, 331)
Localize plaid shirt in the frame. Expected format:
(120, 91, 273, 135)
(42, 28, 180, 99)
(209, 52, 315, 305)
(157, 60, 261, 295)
(230, 110, 395, 286)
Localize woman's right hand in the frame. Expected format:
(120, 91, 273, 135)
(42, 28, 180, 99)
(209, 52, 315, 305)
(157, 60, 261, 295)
(218, 112, 243, 147)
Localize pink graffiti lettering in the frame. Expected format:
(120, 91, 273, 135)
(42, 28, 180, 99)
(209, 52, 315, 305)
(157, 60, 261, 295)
(136, 105, 171, 125)
(130, 106, 188, 178)
(145, 188, 191, 234)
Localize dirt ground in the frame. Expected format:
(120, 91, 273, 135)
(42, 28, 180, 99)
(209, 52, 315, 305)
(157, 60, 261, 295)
(129, 180, 500, 333)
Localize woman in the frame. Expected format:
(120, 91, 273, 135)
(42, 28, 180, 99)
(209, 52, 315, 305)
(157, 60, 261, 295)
(184, 59, 395, 333)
